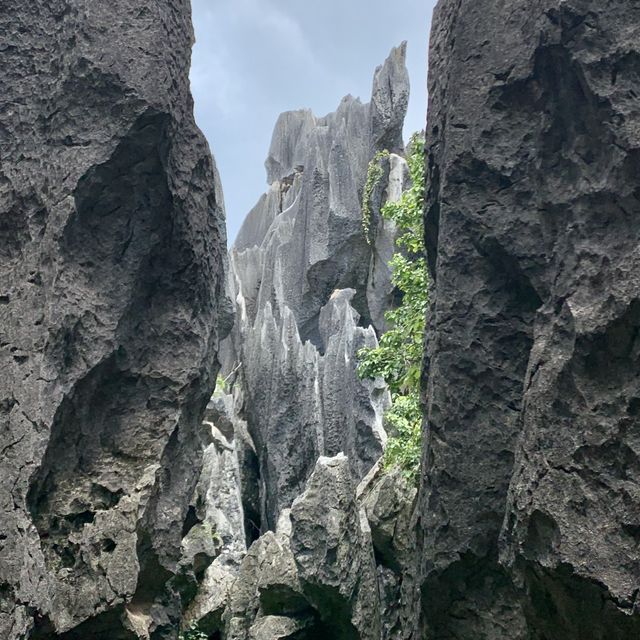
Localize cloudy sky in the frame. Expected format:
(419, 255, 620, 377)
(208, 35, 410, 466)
(190, 0, 437, 243)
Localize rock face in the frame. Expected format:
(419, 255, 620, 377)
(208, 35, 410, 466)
(182, 395, 249, 635)
(220, 454, 416, 640)
(289, 455, 381, 640)
(186, 45, 419, 640)
(0, 3, 231, 638)
(421, 1, 640, 638)
(223, 44, 411, 530)
(359, 466, 418, 640)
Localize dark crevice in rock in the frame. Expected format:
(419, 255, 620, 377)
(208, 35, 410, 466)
(36, 608, 137, 640)
(182, 505, 202, 539)
(524, 564, 640, 640)
(133, 531, 174, 604)
(421, 553, 523, 640)
(299, 585, 360, 640)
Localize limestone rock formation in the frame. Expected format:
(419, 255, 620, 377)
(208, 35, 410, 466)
(359, 465, 418, 640)
(0, 2, 231, 638)
(182, 395, 249, 635)
(223, 44, 411, 530)
(289, 454, 381, 640)
(421, 1, 640, 637)
(185, 45, 418, 640)
(218, 454, 416, 640)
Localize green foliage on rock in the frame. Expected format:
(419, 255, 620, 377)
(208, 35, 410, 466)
(358, 134, 427, 484)
(214, 374, 227, 394)
(179, 623, 208, 640)
(362, 149, 390, 244)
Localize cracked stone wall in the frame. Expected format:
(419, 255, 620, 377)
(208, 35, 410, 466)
(420, 1, 640, 638)
(0, 2, 231, 638)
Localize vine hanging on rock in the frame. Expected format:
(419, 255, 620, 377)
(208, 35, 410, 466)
(361, 149, 390, 244)
(358, 133, 427, 484)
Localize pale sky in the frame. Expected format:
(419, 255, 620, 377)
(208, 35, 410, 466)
(190, 0, 437, 243)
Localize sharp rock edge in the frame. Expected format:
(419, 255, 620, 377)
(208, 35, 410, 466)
(420, 1, 640, 638)
(0, 2, 232, 638)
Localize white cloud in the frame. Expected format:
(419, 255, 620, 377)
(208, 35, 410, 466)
(251, 0, 318, 66)
(190, 46, 242, 118)
(193, 0, 327, 83)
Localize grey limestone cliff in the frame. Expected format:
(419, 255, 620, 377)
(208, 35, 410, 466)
(223, 44, 411, 531)
(0, 2, 231, 638)
(182, 45, 419, 640)
(420, 1, 640, 638)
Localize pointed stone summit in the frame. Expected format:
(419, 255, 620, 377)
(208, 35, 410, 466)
(223, 44, 411, 531)
(0, 2, 231, 638)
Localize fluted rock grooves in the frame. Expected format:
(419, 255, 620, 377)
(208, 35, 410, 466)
(0, 2, 231, 638)
(222, 43, 411, 531)
(420, 1, 640, 638)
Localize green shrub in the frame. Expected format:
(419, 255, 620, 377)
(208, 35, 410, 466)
(215, 375, 226, 393)
(358, 133, 427, 484)
(362, 149, 390, 244)
(179, 623, 208, 640)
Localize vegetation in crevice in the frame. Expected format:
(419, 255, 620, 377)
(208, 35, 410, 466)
(358, 134, 427, 484)
(362, 149, 390, 244)
(179, 622, 209, 640)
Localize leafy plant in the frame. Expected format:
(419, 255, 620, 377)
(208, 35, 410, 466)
(362, 149, 390, 244)
(214, 375, 226, 394)
(358, 133, 427, 484)
(179, 622, 208, 640)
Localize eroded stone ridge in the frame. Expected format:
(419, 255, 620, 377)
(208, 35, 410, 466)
(421, 1, 640, 637)
(223, 44, 410, 531)
(0, 2, 231, 638)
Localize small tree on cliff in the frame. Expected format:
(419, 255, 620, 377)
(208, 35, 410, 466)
(358, 133, 427, 484)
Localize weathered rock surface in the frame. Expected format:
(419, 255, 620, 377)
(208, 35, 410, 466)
(358, 465, 418, 640)
(179, 45, 419, 640)
(289, 454, 381, 640)
(421, 1, 640, 638)
(0, 3, 231, 638)
(218, 454, 416, 640)
(182, 395, 249, 635)
(223, 45, 411, 530)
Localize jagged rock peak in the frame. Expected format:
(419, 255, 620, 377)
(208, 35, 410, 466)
(371, 41, 410, 153)
(222, 45, 411, 533)
(261, 42, 410, 188)
(0, 2, 231, 638)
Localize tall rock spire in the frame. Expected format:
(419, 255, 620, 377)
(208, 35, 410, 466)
(0, 2, 231, 638)
(420, 1, 640, 638)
